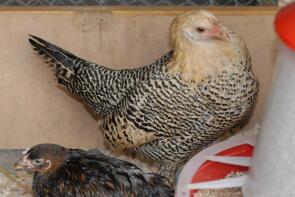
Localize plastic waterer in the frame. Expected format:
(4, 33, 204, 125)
(176, 135, 255, 197)
(242, 3, 295, 196)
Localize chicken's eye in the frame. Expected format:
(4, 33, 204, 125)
(33, 159, 44, 166)
(196, 27, 205, 33)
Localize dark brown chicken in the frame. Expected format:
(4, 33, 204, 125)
(14, 144, 173, 197)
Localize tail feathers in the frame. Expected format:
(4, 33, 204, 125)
(145, 173, 174, 197)
(28, 35, 81, 84)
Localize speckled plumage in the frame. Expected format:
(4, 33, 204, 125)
(29, 34, 170, 118)
(28, 10, 259, 181)
(16, 144, 173, 197)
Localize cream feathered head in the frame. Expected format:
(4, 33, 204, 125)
(168, 10, 249, 83)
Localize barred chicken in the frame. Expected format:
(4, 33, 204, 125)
(14, 144, 173, 197)
(29, 10, 259, 182)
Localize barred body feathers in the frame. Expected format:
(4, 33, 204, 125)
(29, 10, 259, 182)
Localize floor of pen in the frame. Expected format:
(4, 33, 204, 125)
(0, 150, 32, 197)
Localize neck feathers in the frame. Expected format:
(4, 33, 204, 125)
(167, 35, 250, 83)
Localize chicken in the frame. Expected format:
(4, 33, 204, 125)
(14, 143, 174, 197)
(28, 10, 259, 182)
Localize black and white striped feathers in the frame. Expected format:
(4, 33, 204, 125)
(29, 35, 172, 118)
(29, 10, 259, 182)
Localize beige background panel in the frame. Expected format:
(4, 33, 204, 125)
(0, 8, 277, 148)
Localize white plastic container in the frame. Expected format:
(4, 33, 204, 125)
(243, 3, 295, 196)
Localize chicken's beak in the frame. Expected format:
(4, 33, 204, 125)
(209, 25, 229, 41)
(14, 155, 33, 170)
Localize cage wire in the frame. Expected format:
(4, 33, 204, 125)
(0, 0, 278, 6)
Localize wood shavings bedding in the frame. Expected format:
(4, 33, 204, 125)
(0, 171, 32, 197)
(194, 171, 245, 197)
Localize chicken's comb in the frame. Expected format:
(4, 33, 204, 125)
(22, 148, 30, 155)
